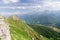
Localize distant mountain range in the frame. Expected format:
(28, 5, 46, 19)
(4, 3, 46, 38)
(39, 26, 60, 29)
(18, 11, 60, 28)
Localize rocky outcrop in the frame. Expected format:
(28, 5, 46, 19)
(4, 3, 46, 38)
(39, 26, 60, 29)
(12, 15, 19, 21)
(0, 16, 11, 40)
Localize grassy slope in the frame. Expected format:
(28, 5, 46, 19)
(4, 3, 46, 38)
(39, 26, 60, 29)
(7, 16, 60, 40)
(7, 17, 41, 40)
(28, 24, 60, 40)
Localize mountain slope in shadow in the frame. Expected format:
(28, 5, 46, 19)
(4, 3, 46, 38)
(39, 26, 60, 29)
(28, 24, 60, 40)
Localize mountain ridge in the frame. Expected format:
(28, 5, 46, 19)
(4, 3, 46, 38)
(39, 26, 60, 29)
(0, 15, 60, 40)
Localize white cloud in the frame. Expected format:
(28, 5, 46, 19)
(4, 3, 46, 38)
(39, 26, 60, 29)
(0, 5, 41, 9)
(42, 1, 60, 10)
(0, 6, 26, 9)
(0, 11, 29, 16)
(13, 11, 29, 15)
(0, 12, 18, 16)
(2, 0, 10, 3)
(10, 0, 19, 3)
(2, 0, 19, 4)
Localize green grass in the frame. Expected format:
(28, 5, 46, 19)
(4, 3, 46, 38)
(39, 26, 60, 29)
(7, 16, 60, 40)
(7, 17, 41, 40)
(28, 24, 60, 40)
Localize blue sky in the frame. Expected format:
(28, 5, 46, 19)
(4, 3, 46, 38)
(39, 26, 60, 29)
(0, 0, 60, 16)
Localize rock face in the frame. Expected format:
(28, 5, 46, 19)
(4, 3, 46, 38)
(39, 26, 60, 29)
(0, 16, 11, 40)
(12, 15, 19, 21)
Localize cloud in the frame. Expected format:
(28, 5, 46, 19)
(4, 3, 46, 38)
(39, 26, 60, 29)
(0, 12, 18, 16)
(0, 5, 42, 15)
(41, 1, 60, 10)
(1, 0, 60, 16)
(0, 5, 41, 9)
(0, 11, 29, 16)
(2, 0, 19, 4)
(0, 6, 25, 9)
(10, 0, 19, 3)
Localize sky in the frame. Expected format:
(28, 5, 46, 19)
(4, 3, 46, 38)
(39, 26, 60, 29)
(0, 0, 60, 16)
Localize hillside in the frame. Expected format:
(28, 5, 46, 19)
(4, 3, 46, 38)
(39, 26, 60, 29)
(7, 16, 41, 40)
(28, 24, 60, 40)
(18, 11, 60, 28)
(7, 15, 60, 40)
(0, 16, 60, 40)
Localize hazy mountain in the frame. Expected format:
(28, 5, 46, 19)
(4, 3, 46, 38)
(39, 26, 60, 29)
(18, 11, 60, 28)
